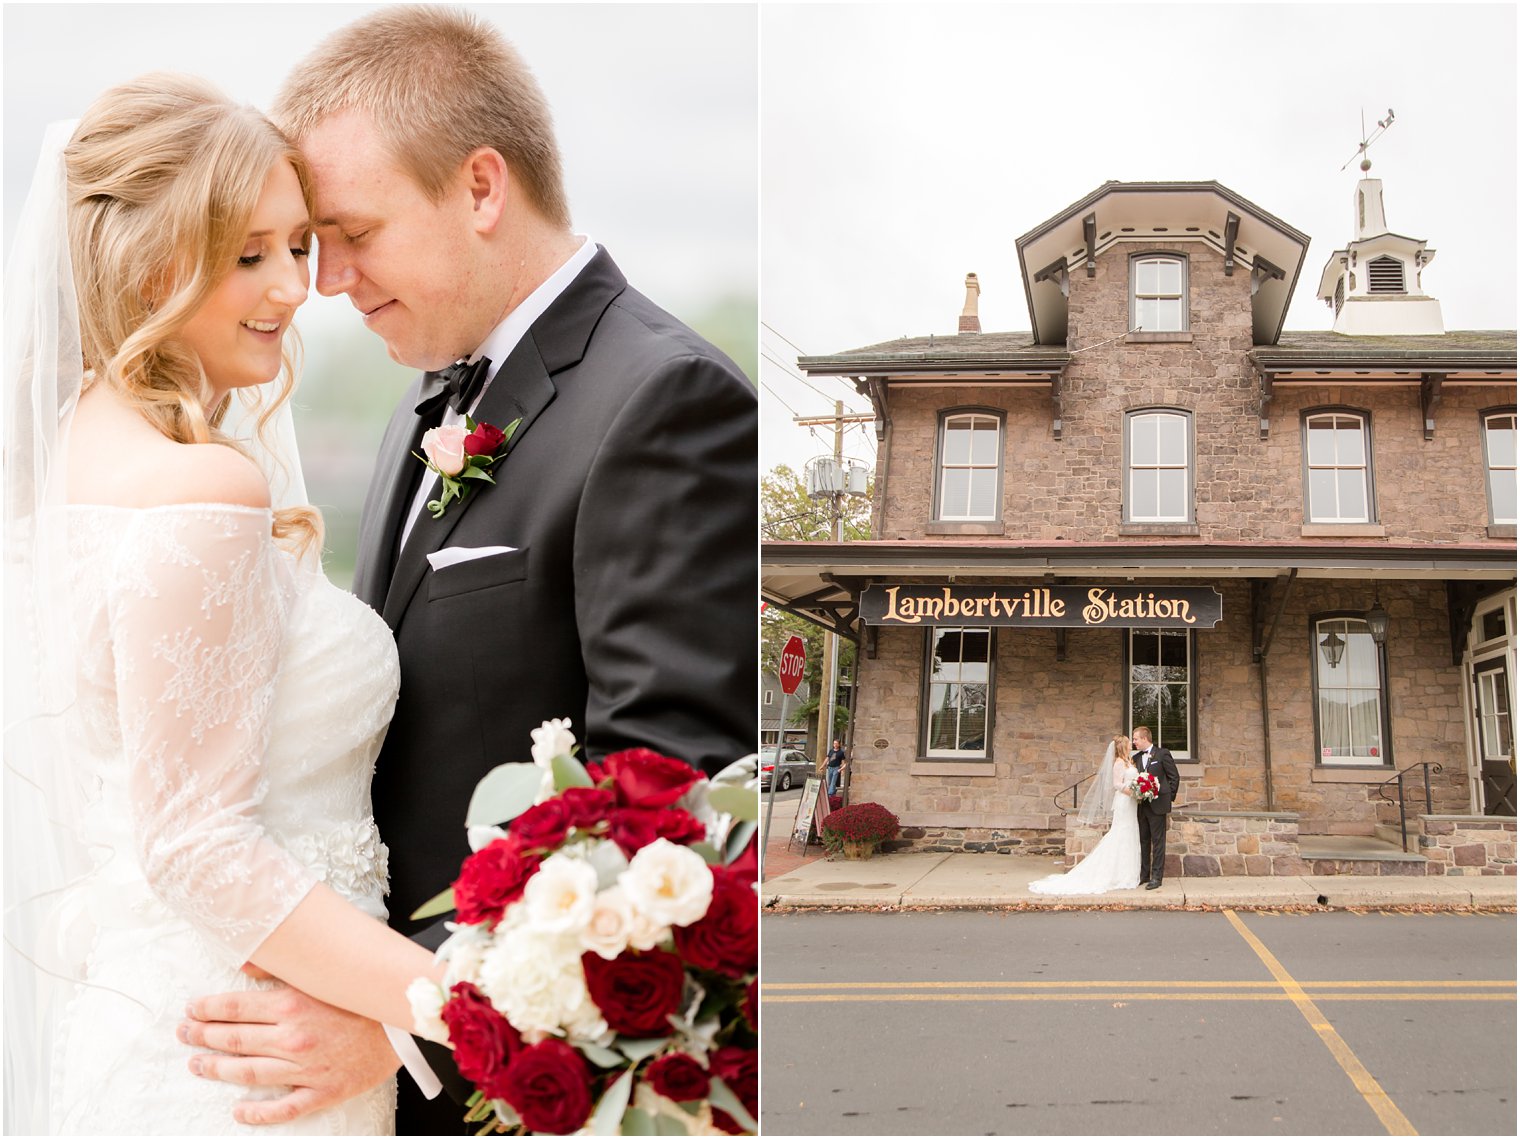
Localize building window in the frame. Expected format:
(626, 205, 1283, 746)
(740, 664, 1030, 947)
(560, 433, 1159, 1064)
(1127, 629, 1193, 760)
(936, 412, 1001, 520)
(1483, 410, 1516, 524)
(1366, 255, 1406, 295)
(924, 627, 991, 758)
(1304, 411, 1374, 522)
(1126, 410, 1191, 522)
(1130, 255, 1187, 333)
(763, 689, 774, 706)
(1312, 617, 1388, 766)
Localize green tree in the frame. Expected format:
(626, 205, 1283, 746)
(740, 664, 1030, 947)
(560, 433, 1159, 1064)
(761, 464, 871, 759)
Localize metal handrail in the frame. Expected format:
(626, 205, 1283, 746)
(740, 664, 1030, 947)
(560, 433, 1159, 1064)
(1054, 772, 1094, 814)
(1376, 761, 1443, 852)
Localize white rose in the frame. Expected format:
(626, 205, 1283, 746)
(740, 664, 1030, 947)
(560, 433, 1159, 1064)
(440, 922, 495, 987)
(578, 885, 636, 960)
(530, 717, 577, 768)
(618, 838, 714, 929)
(523, 853, 599, 935)
(406, 978, 448, 1044)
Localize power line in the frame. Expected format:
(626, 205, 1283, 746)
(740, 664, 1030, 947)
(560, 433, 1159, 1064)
(761, 322, 810, 359)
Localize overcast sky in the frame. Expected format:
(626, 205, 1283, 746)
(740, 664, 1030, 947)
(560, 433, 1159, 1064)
(4, 2, 757, 365)
(760, 3, 1517, 477)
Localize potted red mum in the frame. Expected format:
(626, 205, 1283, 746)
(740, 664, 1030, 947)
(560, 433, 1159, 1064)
(820, 802, 900, 860)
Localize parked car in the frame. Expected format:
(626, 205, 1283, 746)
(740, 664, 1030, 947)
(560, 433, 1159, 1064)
(760, 746, 813, 792)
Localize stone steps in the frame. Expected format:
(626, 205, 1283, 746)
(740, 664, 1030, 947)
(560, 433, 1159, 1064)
(1299, 833, 1427, 876)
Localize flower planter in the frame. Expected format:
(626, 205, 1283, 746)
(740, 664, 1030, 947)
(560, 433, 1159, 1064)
(840, 839, 877, 860)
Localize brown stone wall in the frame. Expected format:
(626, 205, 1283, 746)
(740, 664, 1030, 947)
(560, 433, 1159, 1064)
(877, 240, 1506, 545)
(1065, 811, 1306, 877)
(1419, 815, 1517, 876)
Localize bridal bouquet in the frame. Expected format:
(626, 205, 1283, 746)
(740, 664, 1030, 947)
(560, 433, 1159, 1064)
(406, 720, 759, 1136)
(1134, 772, 1160, 803)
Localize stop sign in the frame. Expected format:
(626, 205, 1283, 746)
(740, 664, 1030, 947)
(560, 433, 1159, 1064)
(778, 635, 806, 694)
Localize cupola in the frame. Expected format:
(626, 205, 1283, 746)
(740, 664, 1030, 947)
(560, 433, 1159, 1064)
(1316, 176, 1443, 335)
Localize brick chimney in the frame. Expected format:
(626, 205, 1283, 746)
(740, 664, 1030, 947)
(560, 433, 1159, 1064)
(958, 272, 981, 333)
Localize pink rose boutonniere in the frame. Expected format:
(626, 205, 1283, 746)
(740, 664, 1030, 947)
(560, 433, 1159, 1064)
(415, 416, 521, 519)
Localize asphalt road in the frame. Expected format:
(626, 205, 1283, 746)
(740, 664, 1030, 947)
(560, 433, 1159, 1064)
(761, 910, 1516, 1136)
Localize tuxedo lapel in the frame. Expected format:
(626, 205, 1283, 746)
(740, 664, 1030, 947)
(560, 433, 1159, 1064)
(353, 378, 438, 613)
(380, 337, 557, 629)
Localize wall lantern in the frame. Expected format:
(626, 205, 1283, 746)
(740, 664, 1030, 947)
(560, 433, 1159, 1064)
(1365, 600, 1391, 646)
(1318, 629, 1346, 669)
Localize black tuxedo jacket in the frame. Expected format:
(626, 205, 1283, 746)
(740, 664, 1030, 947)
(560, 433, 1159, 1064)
(352, 248, 757, 929)
(1132, 746, 1179, 814)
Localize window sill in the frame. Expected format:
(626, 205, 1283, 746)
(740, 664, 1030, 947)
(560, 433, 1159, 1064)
(1118, 522, 1199, 536)
(1125, 331, 1192, 344)
(927, 520, 1005, 536)
(1300, 523, 1386, 538)
(911, 760, 997, 777)
(1311, 766, 1395, 784)
(1488, 523, 1516, 539)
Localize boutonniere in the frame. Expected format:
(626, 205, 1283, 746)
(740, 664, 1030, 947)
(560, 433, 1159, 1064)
(415, 416, 522, 519)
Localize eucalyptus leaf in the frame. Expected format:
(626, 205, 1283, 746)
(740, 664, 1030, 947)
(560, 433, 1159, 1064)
(552, 752, 594, 791)
(708, 1078, 756, 1133)
(653, 1112, 691, 1135)
(409, 886, 455, 922)
(616, 1035, 670, 1063)
(688, 841, 723, 866)
(620, 1108, 655, 1136)
(707, 785, 759, 822)
(723, 819, 757, 865)
(466, 763, 546, 826)
(589, 1068, 633, 1136)
(579, 1043, 624, 1069)
(710, 756, 757, 786)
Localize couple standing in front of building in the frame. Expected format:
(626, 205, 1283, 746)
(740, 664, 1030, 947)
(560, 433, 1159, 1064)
(1029, 728, 1181, 895)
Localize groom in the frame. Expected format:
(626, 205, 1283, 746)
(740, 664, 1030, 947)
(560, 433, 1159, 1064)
(181, 7, 755, 1132)
(1132, 726, 1179, 889)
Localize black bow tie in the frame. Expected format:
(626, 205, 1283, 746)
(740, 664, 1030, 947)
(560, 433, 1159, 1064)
(414, 356, 492, 416)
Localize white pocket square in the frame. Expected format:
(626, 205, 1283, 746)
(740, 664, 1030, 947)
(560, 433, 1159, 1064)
(426, 545, 517, 571)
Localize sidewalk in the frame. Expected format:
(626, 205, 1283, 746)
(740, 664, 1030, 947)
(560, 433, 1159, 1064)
(762, 846, 1518, 911)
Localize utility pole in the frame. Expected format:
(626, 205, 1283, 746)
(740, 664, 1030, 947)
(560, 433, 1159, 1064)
(794, 403, 873, 780)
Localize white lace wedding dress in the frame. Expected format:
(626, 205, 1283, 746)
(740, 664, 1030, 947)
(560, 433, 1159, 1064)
(44, 504, 400, 1134)
(1029, 763, 1142, 895)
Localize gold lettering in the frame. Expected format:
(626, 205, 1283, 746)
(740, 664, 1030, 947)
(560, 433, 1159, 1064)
(1051, 597, 1066, 617)
(1178, 599, 1195, 624)
(1084, 588, 1110, 625)
(1156, 598, 1174, 619)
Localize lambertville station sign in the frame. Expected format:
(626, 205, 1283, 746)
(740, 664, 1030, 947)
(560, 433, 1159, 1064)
(861, 584, 1224, 629)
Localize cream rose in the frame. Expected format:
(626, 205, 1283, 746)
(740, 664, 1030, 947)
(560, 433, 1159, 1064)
(530, 717, 577, 768)
(522, 853, 599, 935)
(618, 838, 714, 928)
(421, 424, 469, 476)
(406, 978, 449, 1044)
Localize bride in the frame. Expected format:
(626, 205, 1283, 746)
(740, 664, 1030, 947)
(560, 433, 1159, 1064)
(4, 76, 440, 1133)
(1029, 734, 1142, 895)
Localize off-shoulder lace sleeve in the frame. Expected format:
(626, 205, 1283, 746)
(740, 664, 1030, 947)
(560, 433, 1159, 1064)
(108, 506, 318, 966)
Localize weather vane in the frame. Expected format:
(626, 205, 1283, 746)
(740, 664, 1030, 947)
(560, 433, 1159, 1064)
(1341, 108, 1396, 172)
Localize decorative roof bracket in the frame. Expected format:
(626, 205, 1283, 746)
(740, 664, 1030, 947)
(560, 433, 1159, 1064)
(1082, 213, 1097, 278)
(1223, 211, 1241, 276)
(1033, 256, 1071, 297)
(1420, 373, 1445, 441)
(1255, 363, 1274, 440)
(1051, 369, 1064, 441)
(1250, 253, 1286, 297)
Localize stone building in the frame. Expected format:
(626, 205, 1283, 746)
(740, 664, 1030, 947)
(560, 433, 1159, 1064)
(763, 178, 1516, 876)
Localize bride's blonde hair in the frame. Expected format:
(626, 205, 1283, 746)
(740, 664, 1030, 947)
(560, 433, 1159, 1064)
(1112, 734, 1132, 763)
(65, 72, 321, 553)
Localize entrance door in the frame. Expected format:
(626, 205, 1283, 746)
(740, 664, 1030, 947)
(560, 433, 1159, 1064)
(1474, 658, 1515, 816)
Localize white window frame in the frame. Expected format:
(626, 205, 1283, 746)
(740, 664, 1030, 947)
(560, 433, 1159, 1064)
(1303, 411, 1374, 523)
(1130, 254, 1188, 333)
(936, 411, 1001, 521)
(923, 626, 992, 760)
(1482, 409, 1517, 525)
(1311, 616, 1390, 767)
(1126, 628, 1195, 761)
(1126, 410, 1192, 523)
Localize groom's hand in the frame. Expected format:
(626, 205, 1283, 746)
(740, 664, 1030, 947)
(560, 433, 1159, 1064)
(180, 974, 400, 1126)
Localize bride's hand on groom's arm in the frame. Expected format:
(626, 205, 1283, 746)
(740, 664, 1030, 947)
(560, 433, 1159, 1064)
(180, 978, 400, 1127)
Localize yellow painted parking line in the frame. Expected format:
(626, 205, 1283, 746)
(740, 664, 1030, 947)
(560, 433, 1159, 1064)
(1223, 908, 1417, 1136)
(762, 992, 1511, 1004)
(763, 979, 1514, 990)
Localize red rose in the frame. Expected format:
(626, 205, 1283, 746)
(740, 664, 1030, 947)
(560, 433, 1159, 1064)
(439, 982, 521, 1101)
(500, 1038, 591, 1135)
(607, 806, 706, 857)
(463, 420, 507, 456)
(644, 1051, 711, 1103)
(453, 838, 542, 926)
(510, 798, 571, 850)
(726, 833, 759, 882)
(743, 978, 758, 1031)
(709, 1046, 757, 1134)
(674, 866, 757, 979)
(584, 761, 608, 784)
(560, 786, 616, 828)
(581, 948, 686, 1037)
(602, 748, 701, 808)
